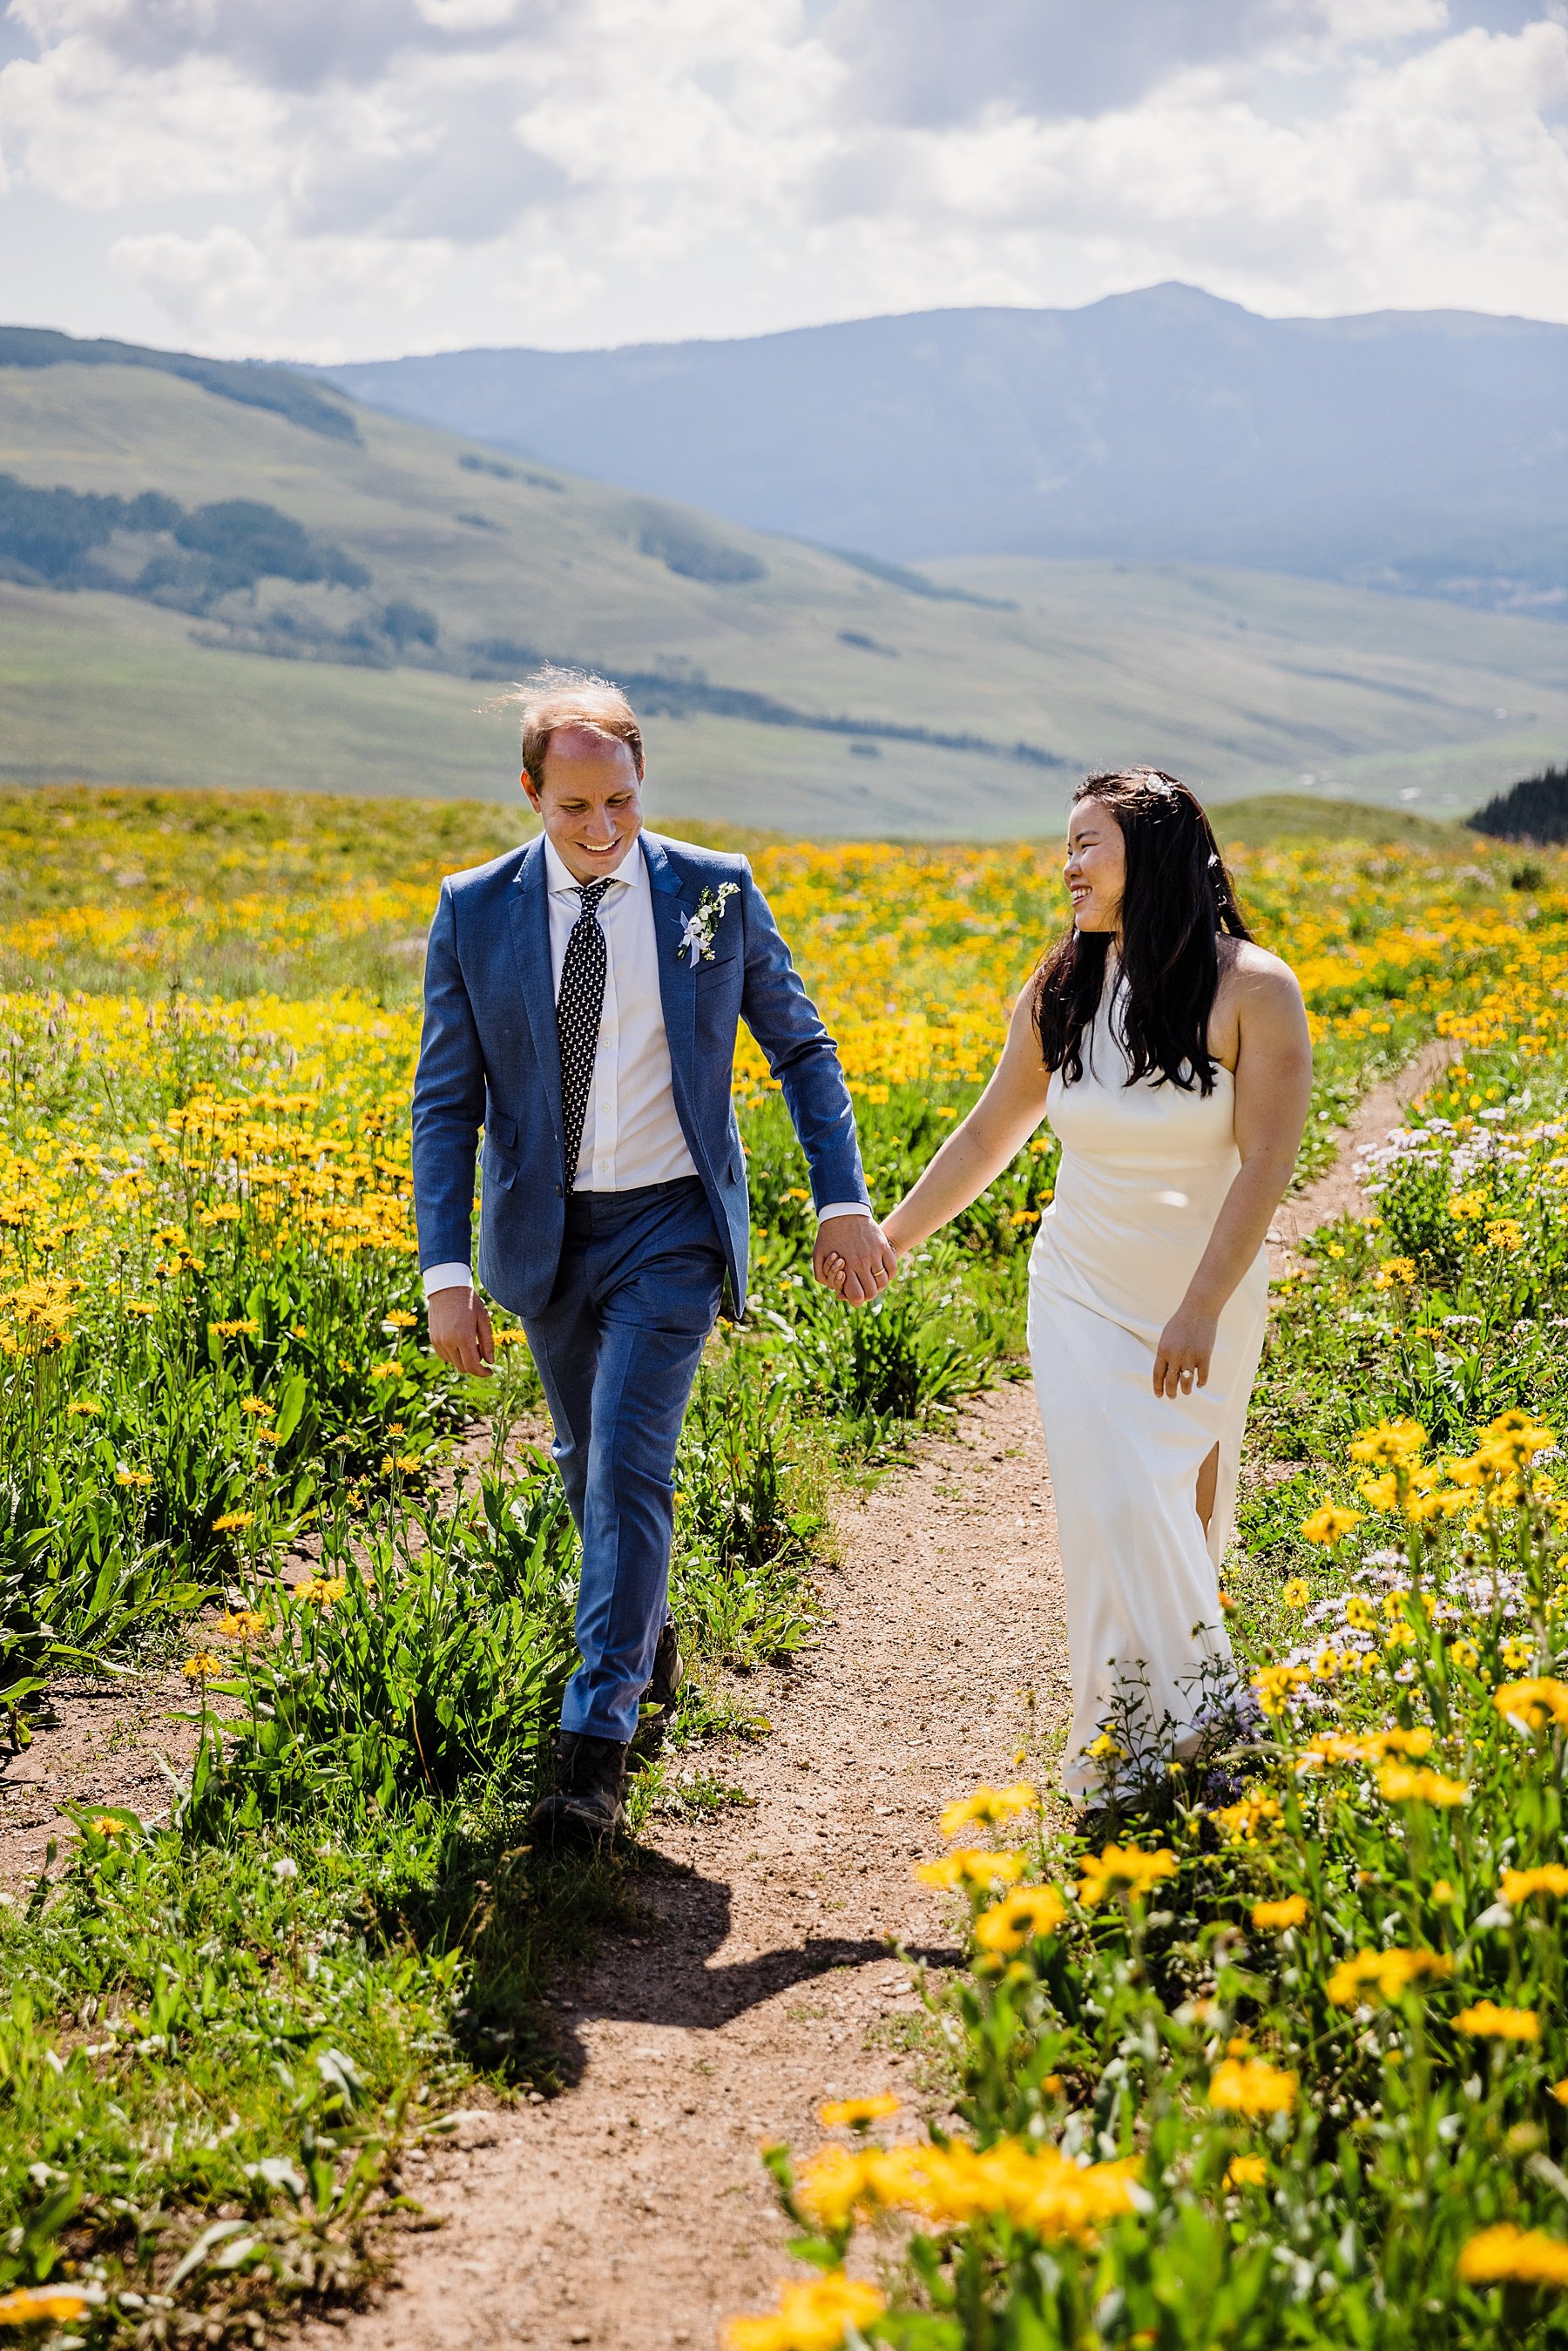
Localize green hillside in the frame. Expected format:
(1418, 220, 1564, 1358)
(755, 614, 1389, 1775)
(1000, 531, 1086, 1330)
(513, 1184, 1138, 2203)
(0, 349, 1565, 835)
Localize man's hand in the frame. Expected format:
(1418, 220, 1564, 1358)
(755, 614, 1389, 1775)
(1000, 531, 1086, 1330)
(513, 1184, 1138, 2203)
(813, 1214, 899, 1307)
(428, 1285, 497, 1376)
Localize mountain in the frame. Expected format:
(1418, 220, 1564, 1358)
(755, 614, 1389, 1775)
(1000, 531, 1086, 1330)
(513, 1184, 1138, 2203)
(1, 324, 1566, 832)
(314, 284, 1568, 620)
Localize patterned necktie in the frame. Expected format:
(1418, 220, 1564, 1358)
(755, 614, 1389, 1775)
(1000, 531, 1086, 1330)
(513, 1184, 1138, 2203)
(556, 877, 614, 1192)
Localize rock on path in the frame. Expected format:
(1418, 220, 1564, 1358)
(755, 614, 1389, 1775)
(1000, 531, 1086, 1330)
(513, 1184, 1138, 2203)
(302, 1380, 1066, 2351)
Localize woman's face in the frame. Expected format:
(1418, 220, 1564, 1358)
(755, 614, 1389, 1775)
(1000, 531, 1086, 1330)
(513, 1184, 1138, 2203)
(1064, 798, 1126, 934)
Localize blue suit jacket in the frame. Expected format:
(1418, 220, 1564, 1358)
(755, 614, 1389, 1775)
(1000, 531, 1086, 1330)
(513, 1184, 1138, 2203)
(410, 830, 869, 1320)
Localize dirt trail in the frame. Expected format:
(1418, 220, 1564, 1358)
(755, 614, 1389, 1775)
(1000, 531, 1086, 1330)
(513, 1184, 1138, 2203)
(1267, 1035, 1457, 1271)
(297, 1382, 1066, 2351)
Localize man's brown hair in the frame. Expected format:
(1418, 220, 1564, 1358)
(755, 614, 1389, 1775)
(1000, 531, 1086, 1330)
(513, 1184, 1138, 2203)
(511, 666, 645, 791)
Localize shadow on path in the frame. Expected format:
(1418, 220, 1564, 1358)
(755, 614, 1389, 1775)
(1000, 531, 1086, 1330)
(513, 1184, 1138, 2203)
(544, 1856, 962, 2080)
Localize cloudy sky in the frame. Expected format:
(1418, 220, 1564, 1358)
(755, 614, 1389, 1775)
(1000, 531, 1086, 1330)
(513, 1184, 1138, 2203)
(0, 0, 1565, 360)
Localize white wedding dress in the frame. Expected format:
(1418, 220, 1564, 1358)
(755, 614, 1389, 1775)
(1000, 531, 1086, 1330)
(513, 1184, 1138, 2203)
(1026, 969, 1267, 1797)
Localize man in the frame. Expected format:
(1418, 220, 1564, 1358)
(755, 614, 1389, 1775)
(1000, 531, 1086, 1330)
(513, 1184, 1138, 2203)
(412, 668, 896, 1842)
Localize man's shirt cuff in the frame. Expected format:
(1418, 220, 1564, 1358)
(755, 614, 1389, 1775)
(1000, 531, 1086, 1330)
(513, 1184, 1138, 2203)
(422, 1262, 475, 1299)
(816, 1202, 874, 1225)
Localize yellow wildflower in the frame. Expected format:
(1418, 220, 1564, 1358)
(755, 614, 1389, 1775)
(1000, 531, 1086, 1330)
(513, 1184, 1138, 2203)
(1326, 1947, 1451, 2007)
(817, 2093, 900, 2131)
(0, 2290, 92, 2326)
(1375, 1762, 1470, 1807)
(1300, 1504, 1362, 1547)
(1213, 1794, 1281, 1845)
(938, 1782, 1039, 1838)
(1251, 1895, 1308, 1931)
(1501, 1865, 1568, 1905)
(212, 1509, 255, 1533)
(1078, 1844, 1178, 1908)
(1455, 2001, 1540, 2041)
(915, 1848, 1026, 1893)
(973, 1886, 1068, 1955)
(218, 1609, 267, 1643)
(1253, 1662, 1311, 1716)
(1348, 1418, 1427, 1465)
(1208, 2057, 1297, 2116)
(1458, 2225, 1568, 2288)
(1495, 1678, 1568, 1732)
(794, 2136, 1138, 2243)
(296, 1575, 348, 1608)
(182, 1652, 226, 1680)
(1482, 1409, 1555, 1461)
(1224, 2155, 1268, 2190)
(724, 2273, 887, 2351)
(1282, 1577, 1310, 1608)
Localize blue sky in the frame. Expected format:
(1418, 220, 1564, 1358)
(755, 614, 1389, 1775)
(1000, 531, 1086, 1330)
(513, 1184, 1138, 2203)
(0, 0, 1564, 359)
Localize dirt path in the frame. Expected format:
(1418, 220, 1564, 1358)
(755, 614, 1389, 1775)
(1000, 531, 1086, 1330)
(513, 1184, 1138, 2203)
(1267, 1035, 1456, 1270)
(297, 1381, 1065, 2351)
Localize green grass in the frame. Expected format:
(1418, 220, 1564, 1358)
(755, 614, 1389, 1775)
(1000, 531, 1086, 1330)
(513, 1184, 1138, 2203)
(1208, 793, 1464, 849)
(2, 360, 1566, 829)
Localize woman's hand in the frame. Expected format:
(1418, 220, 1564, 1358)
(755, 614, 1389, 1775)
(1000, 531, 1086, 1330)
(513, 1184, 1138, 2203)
(1152, 1301, 1218, 1399)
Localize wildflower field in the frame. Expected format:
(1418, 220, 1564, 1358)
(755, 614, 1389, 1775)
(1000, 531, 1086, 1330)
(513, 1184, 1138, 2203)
(3, 783, 1568, 2346)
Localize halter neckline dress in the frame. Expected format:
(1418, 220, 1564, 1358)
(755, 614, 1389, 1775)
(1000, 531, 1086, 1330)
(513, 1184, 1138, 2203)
(1026, 965, 1267, 1797)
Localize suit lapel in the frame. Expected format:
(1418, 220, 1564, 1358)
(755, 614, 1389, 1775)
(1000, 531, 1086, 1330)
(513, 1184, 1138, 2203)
(642, 832, 697, 1103)
(508, 839, 565, 1150)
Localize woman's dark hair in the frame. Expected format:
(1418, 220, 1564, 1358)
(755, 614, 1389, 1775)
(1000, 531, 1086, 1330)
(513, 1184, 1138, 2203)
(1033, 768, 1252, 1095)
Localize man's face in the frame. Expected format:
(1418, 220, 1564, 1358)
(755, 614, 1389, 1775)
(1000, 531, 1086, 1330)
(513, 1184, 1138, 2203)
(524, 727, 644, 882)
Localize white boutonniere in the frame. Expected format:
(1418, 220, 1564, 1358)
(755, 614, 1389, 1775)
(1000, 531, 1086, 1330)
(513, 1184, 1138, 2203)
(679, 881, 739, 965)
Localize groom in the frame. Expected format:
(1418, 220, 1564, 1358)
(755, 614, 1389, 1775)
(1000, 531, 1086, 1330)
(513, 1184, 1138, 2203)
(412, 669, 896, 1842)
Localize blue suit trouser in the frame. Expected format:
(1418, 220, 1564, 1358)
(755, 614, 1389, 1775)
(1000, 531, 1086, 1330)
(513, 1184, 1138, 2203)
(523, 1176, 727, 1745)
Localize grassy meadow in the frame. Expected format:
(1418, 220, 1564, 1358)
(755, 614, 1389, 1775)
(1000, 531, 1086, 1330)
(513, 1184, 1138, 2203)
(2, 780, 1568, 2344)
(4, 355, 1568, 826)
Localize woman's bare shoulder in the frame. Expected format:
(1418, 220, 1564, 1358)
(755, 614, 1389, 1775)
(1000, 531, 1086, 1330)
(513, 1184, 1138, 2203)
(1218, 936, 1303, 999)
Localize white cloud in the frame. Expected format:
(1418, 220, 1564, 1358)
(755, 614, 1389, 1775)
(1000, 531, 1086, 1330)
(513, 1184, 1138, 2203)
(0, 0, 1564, 355)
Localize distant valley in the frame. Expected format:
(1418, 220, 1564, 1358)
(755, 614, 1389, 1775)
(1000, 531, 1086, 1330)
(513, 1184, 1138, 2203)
(0, 319, 1564, 833)
(317, 284, 1568, 624)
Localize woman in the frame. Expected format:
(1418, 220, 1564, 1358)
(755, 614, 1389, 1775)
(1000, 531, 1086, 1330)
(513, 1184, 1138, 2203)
(836, 769, 1312, 1796)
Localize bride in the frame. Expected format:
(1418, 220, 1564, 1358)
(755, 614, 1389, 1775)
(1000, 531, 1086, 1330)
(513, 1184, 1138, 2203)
(845, 769, 1312, 1796)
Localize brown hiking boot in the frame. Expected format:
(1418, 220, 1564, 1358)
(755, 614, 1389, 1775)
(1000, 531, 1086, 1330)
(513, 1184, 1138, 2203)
(530, 1732, 628, 1847)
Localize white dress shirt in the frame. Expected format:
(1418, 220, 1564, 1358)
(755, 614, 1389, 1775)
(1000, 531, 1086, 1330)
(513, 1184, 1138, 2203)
(423, 832, 869, 1297)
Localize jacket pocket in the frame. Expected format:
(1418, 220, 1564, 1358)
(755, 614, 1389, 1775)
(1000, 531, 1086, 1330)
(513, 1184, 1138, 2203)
(693, 948, 741, 985)
(481, 1144, 520, 1192)
(485, 1108, 519, 1149)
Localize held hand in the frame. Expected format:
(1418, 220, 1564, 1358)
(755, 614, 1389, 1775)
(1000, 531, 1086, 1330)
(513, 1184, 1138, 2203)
(1152, 1301, 1217, 1399)
(814, 1214, 899, 1307)
(428, 1285, 497, 1377)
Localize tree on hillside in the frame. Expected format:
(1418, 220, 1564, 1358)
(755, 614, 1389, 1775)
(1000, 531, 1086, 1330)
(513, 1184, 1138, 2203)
(1470, 767, 1568, 844)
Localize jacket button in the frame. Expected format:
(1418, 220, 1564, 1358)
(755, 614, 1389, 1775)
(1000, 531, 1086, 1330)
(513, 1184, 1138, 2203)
(556, 1183, 564, 1197)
